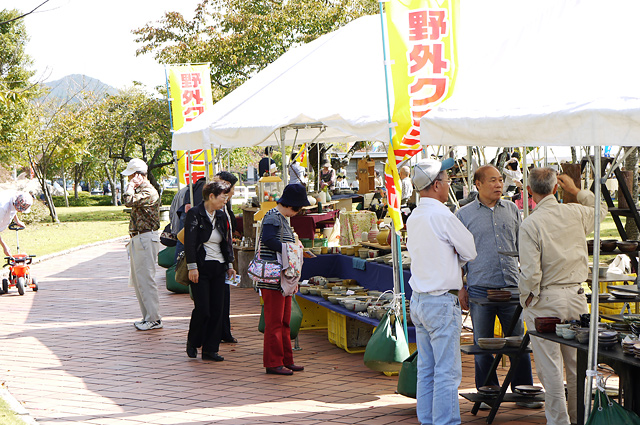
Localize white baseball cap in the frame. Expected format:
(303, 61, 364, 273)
(121, 158, 148, 176)
(411, 158, 455, 191)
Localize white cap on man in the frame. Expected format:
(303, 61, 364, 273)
(411, 158, 455, 191)
(121, 158, 148, 176)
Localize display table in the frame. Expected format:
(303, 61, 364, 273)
(290, 210, 339, 239)
(529, 330, 640, 425)
(301, 254, 413, 299)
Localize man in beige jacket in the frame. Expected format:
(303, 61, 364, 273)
(518, 168, 608, 425)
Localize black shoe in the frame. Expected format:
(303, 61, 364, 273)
(222, 337, 238, 343)
(202, 351, 224, 361)
(266, 366, 293, 375)
(186, 341, 197, 358)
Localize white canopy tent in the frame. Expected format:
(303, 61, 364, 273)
(420, 0, 640, 421)
(171, 15, 391, 151)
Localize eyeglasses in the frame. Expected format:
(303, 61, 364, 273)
(435, 178, 451, 184)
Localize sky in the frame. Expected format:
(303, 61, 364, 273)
(3, 0, 204, 90)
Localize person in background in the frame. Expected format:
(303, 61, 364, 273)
(288, 153, 307, 186)
(184, 179, 235, 361)
(319, 161, 336, 190)
(503, 158, 523, 196)
(336, 174, 349, 189)
(513, 186, 536, 211)
(0, 191, 33, 257)
(215, 171, 239, 344)
(406, 158, 476, 425)
(351, 173, 360, 190)
(374, 170, 384, 188)
(518, 168, 608, 425)
(255, 184, 310, 375)
(455, 165, 537, 408)
(122, 158, 162, 331)
(259, 147, 275, 177)
(399, 165, 413, 206)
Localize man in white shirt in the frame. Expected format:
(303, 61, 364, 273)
(399, 165, 413, 206)
(406, 158, 477, 425)
(0, 191, 33, 257)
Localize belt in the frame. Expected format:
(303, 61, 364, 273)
(129, 230, 151, 238)
(422, 289, 459, 296)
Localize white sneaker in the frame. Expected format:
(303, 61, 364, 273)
(134, 320, 144, 327)
(135, 320, 163, 331)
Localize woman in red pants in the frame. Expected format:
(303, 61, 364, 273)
(255, 184, 309, 375)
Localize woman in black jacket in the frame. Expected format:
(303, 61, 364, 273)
(184, 179, 235, 361)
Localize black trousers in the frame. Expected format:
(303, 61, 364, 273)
(222, 284, 233, 341)
(188, 260, 226, 353)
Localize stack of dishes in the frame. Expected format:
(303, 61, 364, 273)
(477, 337, 506, 350)
(611, 322, 631, 333)
(622, 340, 637, 355)
(514, 385, 544, 396)
(630, 322, 640, 336)
(478, 385, 501, 396)
(487, 289, 512, 302)
(611, 290, 637, 300)
(634, 343, 640, 359)
(598, 331, 619, 349)
(505, 336, 524, 347)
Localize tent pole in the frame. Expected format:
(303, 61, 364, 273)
(584, 146, 602, 422)
(523, 147, 529, 218)
(377, 2, 408, 342)
(280, 128, 288, 185)
(204, 151, 210, 181)
(188, 150, 194, 205)
(467, 146, 473, 193)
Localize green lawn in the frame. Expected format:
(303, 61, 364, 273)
(0, 395, 29, 425)
(3, 206, 167, 258)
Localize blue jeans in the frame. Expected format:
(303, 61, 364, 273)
(410, 292, 462, 425)
(467, 286, 533, 390)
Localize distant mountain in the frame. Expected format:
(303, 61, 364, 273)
(43, 74, 119, 102)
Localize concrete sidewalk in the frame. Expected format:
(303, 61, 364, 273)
(0, 240, 546, 424)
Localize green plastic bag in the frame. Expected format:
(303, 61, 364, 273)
(258, 295, 303, 339)
(165, 264, 189, 294)
(586, 389, 640, 425)
(363, 311, 411, 372)
(397, 350, 418, 398)
(157, 246, 176, 268)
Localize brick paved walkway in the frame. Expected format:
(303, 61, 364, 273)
(0, 240, 547, 424)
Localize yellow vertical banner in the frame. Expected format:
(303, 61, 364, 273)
(384, 0, 459, 230)
(167, 64, 215, 185)
(294, 143, 308, 167)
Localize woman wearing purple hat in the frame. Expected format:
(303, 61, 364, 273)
(255, 184, 310, 375)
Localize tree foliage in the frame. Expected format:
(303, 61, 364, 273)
(133, 0, 378, 99)
(0, 8, 39, 159)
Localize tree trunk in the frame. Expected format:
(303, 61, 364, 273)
(103, 161, 117, 207)
(61, 164, 69, 207)
(624, 146, 639, 240)
(340, 141, 363, 168)
(28, 152, 59, 223)
(571, 147, 577, 164)
(308, 142, 332, 190)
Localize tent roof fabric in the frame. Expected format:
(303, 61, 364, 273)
(172, 15, 390, 150)
(420, 0, 640, 148)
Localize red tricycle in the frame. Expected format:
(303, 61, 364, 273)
(2, 223, 38, 295)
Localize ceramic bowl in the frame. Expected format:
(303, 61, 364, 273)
(309, 286, 321, 296)
(358, 249, 369, 259)
(561, 328, 576, 339)
(505, 336, 524, 347)
(618, 240, 638, 252)
(576, 330, 590, 344)
(328, 295, 339, 304)
(600, 239, 618, 252)
(299, 286, 310, 295)
(556, 323, 571, 337)
(331, 285, 346, 293)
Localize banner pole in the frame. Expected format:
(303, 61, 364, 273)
(378, 1, 408, 343)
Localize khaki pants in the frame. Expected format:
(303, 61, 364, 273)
(522, 284, 587, 425)
(127, 232, 161, 322)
